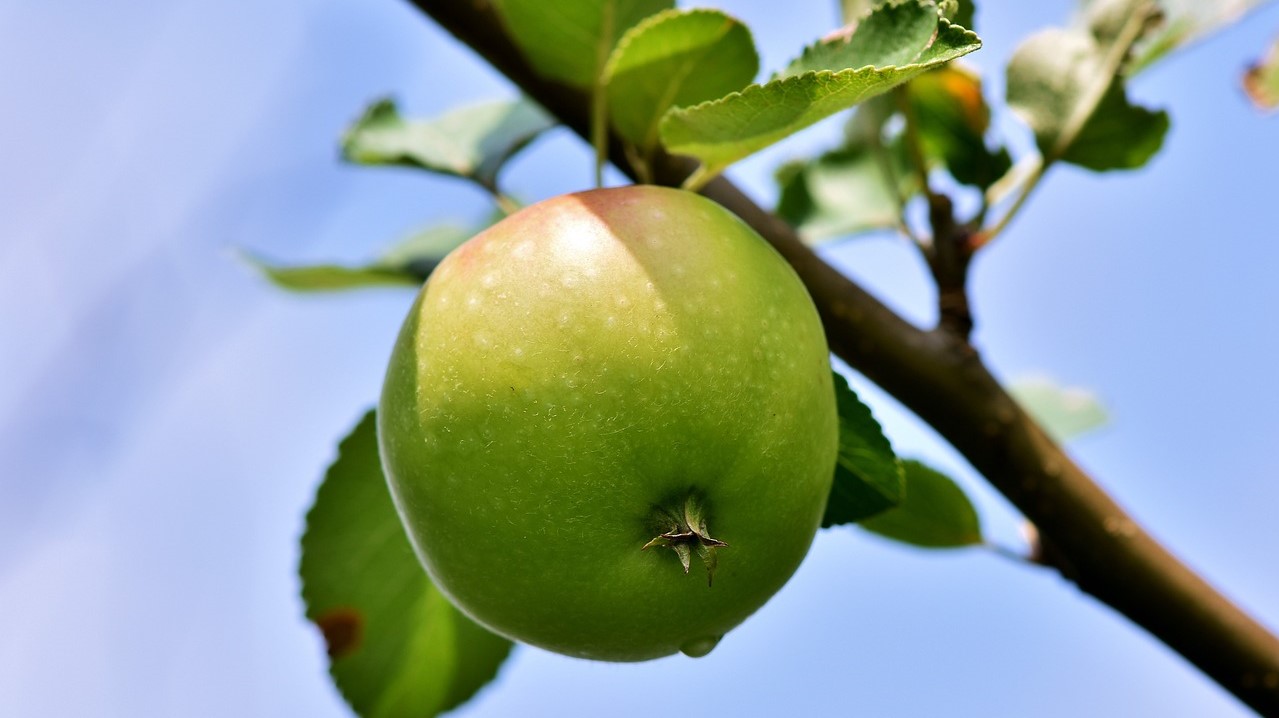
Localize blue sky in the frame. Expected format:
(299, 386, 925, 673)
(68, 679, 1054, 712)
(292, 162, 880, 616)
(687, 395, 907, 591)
(1, 0, 1277, 715)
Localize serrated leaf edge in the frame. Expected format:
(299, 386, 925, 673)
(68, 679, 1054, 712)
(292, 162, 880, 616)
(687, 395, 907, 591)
(781, 0, 973, 80)
(603, 6, 757, 150)
(602, 7, 747, 80)
(659, 19, 979, 128)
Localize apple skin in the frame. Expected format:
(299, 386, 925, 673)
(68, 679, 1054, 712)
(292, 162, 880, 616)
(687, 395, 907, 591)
(378, 185, 837, 662)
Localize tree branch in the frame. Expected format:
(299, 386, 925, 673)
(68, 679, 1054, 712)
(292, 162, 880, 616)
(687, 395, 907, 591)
(405, 1, 1279, 712)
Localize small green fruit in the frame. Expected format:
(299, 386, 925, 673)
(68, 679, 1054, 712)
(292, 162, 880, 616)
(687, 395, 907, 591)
(379, 185, 837, 661)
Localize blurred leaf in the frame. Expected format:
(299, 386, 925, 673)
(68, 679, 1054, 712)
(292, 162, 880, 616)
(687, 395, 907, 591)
(1125, 0, 1274, 72)
(839, 0, 876, 23)
(860, 460, 983, 548)
(342, 98, 554, 188)
(245, 225, 471, 293)
(945, 0, 976, 31)
(1006, 26, 1168, 171)
(492, 0, 673, 88)
(605, 9, 758, 153)
(823, 373, 905, 527)
(786, 1, 979, 81)
(377, 224, 478, 267)
(908, 64, 1011, 188)
(659, 1, 980, 178)
(300, 411, 513, 718)
(788, 0, 948, 76)
(1010, 376, 1109, 442)
(242, 259, 423, 292)
(1082, 0, 1153, 45)
(1244, 34, 1279, 110)
(775, 141, 910, 241)
(1063, 82, 1169, 169)
(847, 0, 975, 28)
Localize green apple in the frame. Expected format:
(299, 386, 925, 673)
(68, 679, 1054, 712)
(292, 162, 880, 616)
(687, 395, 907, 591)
(378, 185, 837, 661)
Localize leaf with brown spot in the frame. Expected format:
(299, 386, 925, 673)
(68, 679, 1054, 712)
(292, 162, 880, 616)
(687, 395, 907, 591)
(299, 411, 513, 718)
(1244, 34, 1279, 111)
(316, 607, 365, 658)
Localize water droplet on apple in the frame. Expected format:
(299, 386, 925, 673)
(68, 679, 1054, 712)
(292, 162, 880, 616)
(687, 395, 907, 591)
(679, 635, 721, 658)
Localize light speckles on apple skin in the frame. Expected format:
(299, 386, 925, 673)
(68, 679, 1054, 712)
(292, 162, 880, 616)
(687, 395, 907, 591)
(379, 185, 837, 662)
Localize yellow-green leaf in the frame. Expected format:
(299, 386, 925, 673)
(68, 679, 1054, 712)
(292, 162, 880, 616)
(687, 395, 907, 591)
(342, 98, 554, 188)
(492, 0, 673, 88)
(659, 1, 979, 178)
(300, 411, 513, 718)
(604, 8, 758, 153)
(860, 459, 983, 548)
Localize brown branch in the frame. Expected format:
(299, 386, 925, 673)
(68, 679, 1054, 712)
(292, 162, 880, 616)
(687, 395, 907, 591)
(894, 86, 975, 341)
(404, 1, 1279, 713)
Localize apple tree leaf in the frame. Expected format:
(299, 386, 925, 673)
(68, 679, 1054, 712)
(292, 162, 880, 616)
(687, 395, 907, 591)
(604, 8, 758, 154)
(491, 0, 673, 89)
(844, 0, 975, 28)
(1122, 0, 1274, 73)
(242, 259, 423, 292)
(775, 140, 910, 242)
(823, 372, 905, 527)
(784, 0, 954, 77)
(659, 1, 980, 178)
(839, 0, 879, 24)
(907, 64, 1011, 189)
(342, 98, 554, 189)
(943, 0, 976, 31)
(1010, 376, 1109, 442)
(243, 225, 471, 293)
(1244, 33, 1279, 111)
(1007, 24, 1169, 171)
(300, 411, 513, 718)
(859, 459, 983, 548)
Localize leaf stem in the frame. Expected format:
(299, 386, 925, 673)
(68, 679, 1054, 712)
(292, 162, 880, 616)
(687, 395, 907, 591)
(591, 84, 608, 188)
(858, 107, 924, 248)
(679, 163, 717, 193)
(894, 85, 942, 241)
(623, 143, 654, 185)
(493, 192, 521, 216)
(984, 541, 1043, 567)
(475, 178, 522, 216)
(589, 2, 615, 189)
(971, 1, 1157, 250)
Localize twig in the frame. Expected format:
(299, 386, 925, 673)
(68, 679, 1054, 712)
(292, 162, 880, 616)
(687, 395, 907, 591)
(894, 86, 974, 339)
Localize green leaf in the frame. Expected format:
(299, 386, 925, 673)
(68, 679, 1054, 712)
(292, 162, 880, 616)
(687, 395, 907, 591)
(1123, 0, 1273, 73)
(843, 0, 974, 28)
(907, 64, 1011, 189)
(492, 0, 674, 88)
(243, 225, 471, 293)
(342, 98, 554, 188)
(823, 372, 905, 527)
(944, 0, 976, 31)
(1062, 82, 1169, 170)
(300, 411, 513, 718)
(775, 141, 909, 241)
(786, 0, 948, 77)
(242, 259, 423, 292)
(1244, 34, 1279, 111)
(604, 9, 758, 153)
(659, 1, 980, 178)
(859, 459, 983, 548)
(1010, 376, 1109, 442)
(839, 0, 877, 24)
(1006, 27, 1169, 171)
